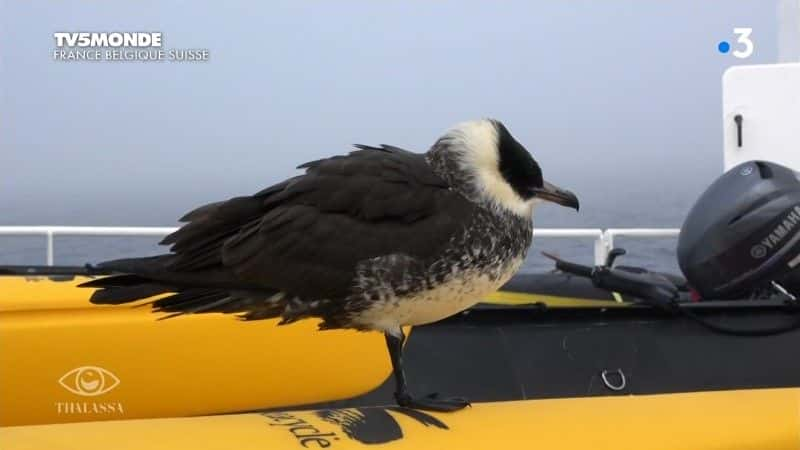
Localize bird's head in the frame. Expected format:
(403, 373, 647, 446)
(428, 119, 579, 217)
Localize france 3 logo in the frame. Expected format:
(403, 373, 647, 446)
(718, 28, 753, 59)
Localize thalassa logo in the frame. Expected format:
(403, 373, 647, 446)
(59, 366, 120, 396)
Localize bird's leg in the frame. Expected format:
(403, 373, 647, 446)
(384, 330, 470, 412)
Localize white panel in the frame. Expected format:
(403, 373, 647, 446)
(722, 63, 800, 171)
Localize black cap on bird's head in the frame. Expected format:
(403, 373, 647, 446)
(492, 120, 579, 211)
(430, 119, 579, 216)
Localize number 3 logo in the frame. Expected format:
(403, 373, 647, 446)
(732, 28, 754, 59)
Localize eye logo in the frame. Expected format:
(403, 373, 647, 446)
(58, 366, 120, 396)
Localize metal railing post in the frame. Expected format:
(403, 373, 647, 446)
(594, 230, 613, 265)
(46, 230, 54, 266)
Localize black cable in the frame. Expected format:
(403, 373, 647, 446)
(544, 252, 800, 337)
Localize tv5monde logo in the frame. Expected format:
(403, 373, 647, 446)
(56, 366, 125, 415)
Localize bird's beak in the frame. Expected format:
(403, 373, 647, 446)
(531, 181, 579, 211)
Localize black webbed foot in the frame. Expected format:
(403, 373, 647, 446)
(384, 330, 471, 413)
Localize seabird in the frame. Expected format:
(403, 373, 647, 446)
(82, 119, 579, 411)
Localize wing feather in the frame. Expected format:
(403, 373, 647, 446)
(158, 146, 472, 300)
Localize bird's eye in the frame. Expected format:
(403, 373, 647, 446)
(58, 366, 120, 396)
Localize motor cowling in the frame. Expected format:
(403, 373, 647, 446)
(678, 160, 800, 299)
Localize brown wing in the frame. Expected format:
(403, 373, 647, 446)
(156, 145, 474, 300)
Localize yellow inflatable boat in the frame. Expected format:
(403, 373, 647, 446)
(0, 276, 394, 426)
(0, 271, 625, 426)
(3, 271, 800, 448)
(3, 389, 799, 449)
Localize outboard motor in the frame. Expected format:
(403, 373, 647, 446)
(546, 159, 800, 335)
(678, 161, 800, 299)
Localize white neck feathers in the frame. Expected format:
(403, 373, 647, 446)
(438, 120, 533, 217)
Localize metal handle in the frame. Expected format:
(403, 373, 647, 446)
(734, 114, 743, 147)
(601, 369, 627, 391)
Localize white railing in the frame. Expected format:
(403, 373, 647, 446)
(0, 226, 178, 266)
(0, 226, 680, 266)
(533, 228, 680, 265)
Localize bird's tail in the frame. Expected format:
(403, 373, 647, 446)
(79, 255, 285, 321)
(80, 255, 175, 304)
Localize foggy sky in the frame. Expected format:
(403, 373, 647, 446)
(0, 1, 778, 227)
